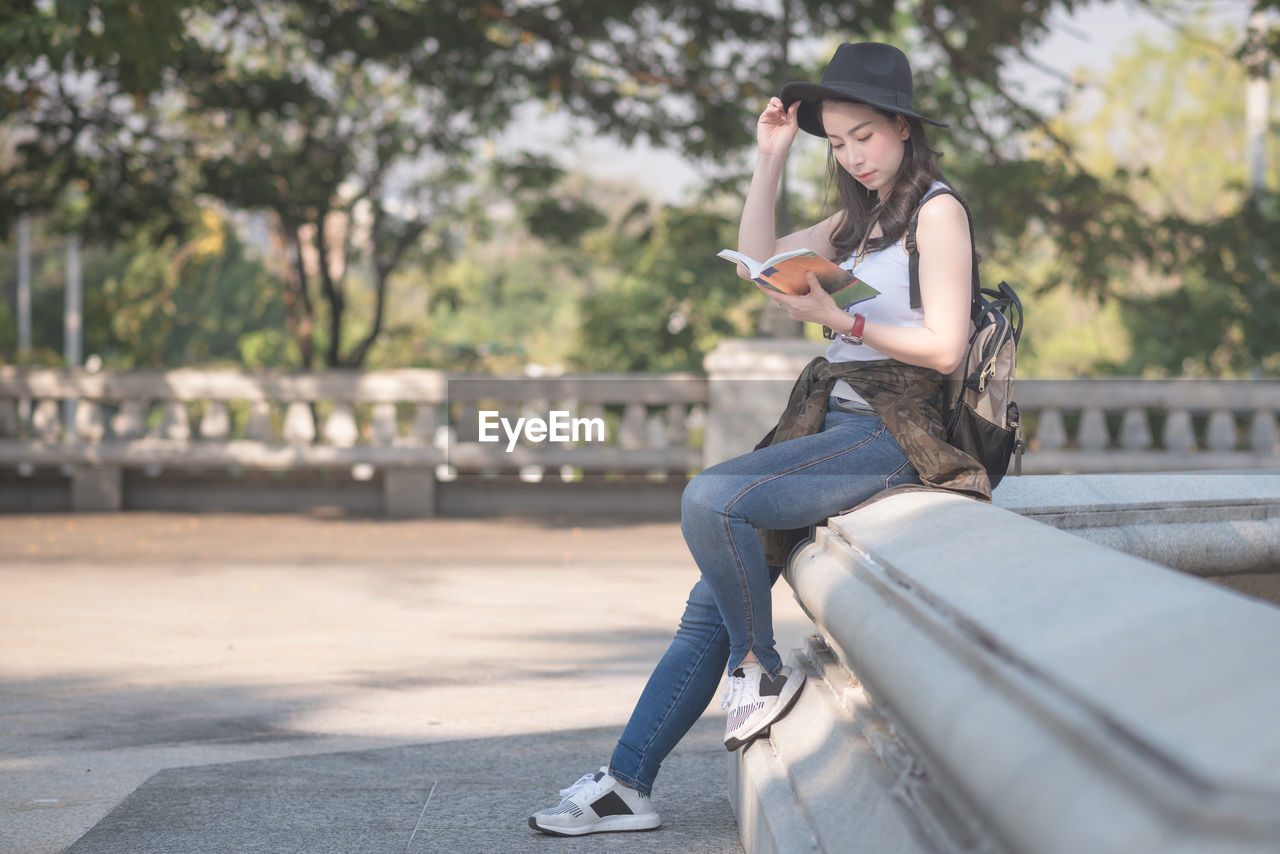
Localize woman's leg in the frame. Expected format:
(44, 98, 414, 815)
(532, 574, 781, 834)
(681, 401, 917, 678)
(534, 401, 916, 828)
(607, 569, 780, 796)
(609, 401, 917, 791)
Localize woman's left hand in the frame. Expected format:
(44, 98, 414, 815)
(758, 272, 845, 327)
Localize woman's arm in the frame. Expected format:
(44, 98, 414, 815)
(762, 193, 973, 374)
(735, 98, 839, 276)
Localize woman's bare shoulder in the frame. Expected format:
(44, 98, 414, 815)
(915, 191, 969, 236)
(916, 192, 972, 245)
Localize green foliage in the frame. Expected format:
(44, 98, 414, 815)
(574, 202, 757, 372)
(1113, 193, 1280, 376)
(1036, 18, 1280, 376)
(0, 208, 283, 368)
(98, 212, 285, 367)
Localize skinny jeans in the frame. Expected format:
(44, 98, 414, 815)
(608, 397, 918, 795)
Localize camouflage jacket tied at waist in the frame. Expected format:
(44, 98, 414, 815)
(755, 356, 991, 567)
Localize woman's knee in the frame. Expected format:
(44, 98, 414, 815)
(681, 471, 730, 522)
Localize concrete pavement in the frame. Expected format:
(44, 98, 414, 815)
(0, 514, 813, 854)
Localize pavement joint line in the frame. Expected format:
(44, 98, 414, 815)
(403, 778, 437, 854)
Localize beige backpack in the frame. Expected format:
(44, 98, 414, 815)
(906, 187, 1025, 488)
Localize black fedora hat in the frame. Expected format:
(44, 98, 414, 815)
(780, 42, 947, 136)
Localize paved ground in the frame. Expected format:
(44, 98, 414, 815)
(0, 514, 814, 854)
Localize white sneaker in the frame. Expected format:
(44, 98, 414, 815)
(721, 661, 805, 751)
(528, 767, 662, 836)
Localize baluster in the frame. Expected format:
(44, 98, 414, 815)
(0, 399, 19, 437)
(618, 402, 647, 450)
(665, 403, 689, 448)
(555, 398, 579, 481)
(245, 401, 273, 441)
(1206, 410, 1237, 452)
(32, 399, 60, 442)
(1076, 407, 1110, 451)
(519, 399, 547, 481)
(646, 411, 667, 448)
(158, 401, 190, 440)
(1161, 408, 1196, 453)
(1249, 409, 1278, 454)
(410, 404, 437, 445)
(580, 402, 606, 440)
(520, 399, 549, 446)
(1118, 407, 1152, 451)
(282, 402, 315, 444)
(687, 403, 706, 437)
(1034, 407, 1066, 451)
(200, 401, 231, 440)
(112, 400, 148, 439)
(571, 401, 606, 480)
(371, 402, 397, 446)
(455, 402, 480, 443)
(323, 402, 358, 447)
(74, 400, 105, 443)
(436, 419, 458, 483)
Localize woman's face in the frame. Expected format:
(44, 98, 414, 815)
(820, 100, 910, 198)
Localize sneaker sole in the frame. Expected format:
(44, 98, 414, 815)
(724, 671, 805, 751)
(528, 814, 662, 836)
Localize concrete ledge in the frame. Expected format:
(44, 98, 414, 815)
(730, 635, 968, 854)
(995, 474, 1280, 581)
(733, 488, 1280, 854)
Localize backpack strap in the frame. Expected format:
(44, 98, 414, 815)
(905, 185, 981, 314)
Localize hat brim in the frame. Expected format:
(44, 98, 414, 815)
(779, 81, 949, 136)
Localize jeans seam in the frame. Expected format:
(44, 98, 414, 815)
(884, 456, 914, 489)
(614, 622, 728, 795)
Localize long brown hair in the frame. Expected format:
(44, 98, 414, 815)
(827, 108, 943, 265)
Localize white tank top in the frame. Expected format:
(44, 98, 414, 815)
(828, 180, 949, 403)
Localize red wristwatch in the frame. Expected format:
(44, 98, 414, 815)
(838, 312, 866, 345)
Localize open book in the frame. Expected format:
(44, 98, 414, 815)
(717, 248, 879, 309)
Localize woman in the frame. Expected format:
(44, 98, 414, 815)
(529, 41, 985, 837)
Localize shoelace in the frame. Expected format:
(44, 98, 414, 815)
(719, 674, 744, 711)
(558, 772, 601, 803)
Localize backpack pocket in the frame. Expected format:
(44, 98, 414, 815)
(947, 400, 1020, 490)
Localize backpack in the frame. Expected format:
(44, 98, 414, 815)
(905, 187, 1025, 489)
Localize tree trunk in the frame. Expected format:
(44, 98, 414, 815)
(315, 212, 345, 368)
(278, 217, 315, 369)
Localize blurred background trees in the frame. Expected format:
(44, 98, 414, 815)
(1, 0, 1276, 375)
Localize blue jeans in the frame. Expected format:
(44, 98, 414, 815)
(608, 397, 918, 795)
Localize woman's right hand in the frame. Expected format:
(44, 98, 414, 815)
(757, 97, 800, 156)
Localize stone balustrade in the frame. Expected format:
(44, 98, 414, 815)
(3, 340, 1280, 514)
(0, 367, 704, 514)
(704, 340, 1280, 473)
(1019, 379, 1280, 472)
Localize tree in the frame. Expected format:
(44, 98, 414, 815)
(2, 0, 1196, 369)
(1036, 14, 1280, 376)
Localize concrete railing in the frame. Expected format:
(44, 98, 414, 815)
(4, 340, 1280, 514)
(730, 474, 1280, 854)
(705, 340, 1280, 472)
(0, 367, 704, 514)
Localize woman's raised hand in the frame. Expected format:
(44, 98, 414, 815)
(757, 97, 800, 155)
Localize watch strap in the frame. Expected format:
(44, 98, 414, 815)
(838, 312, 866, 345)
